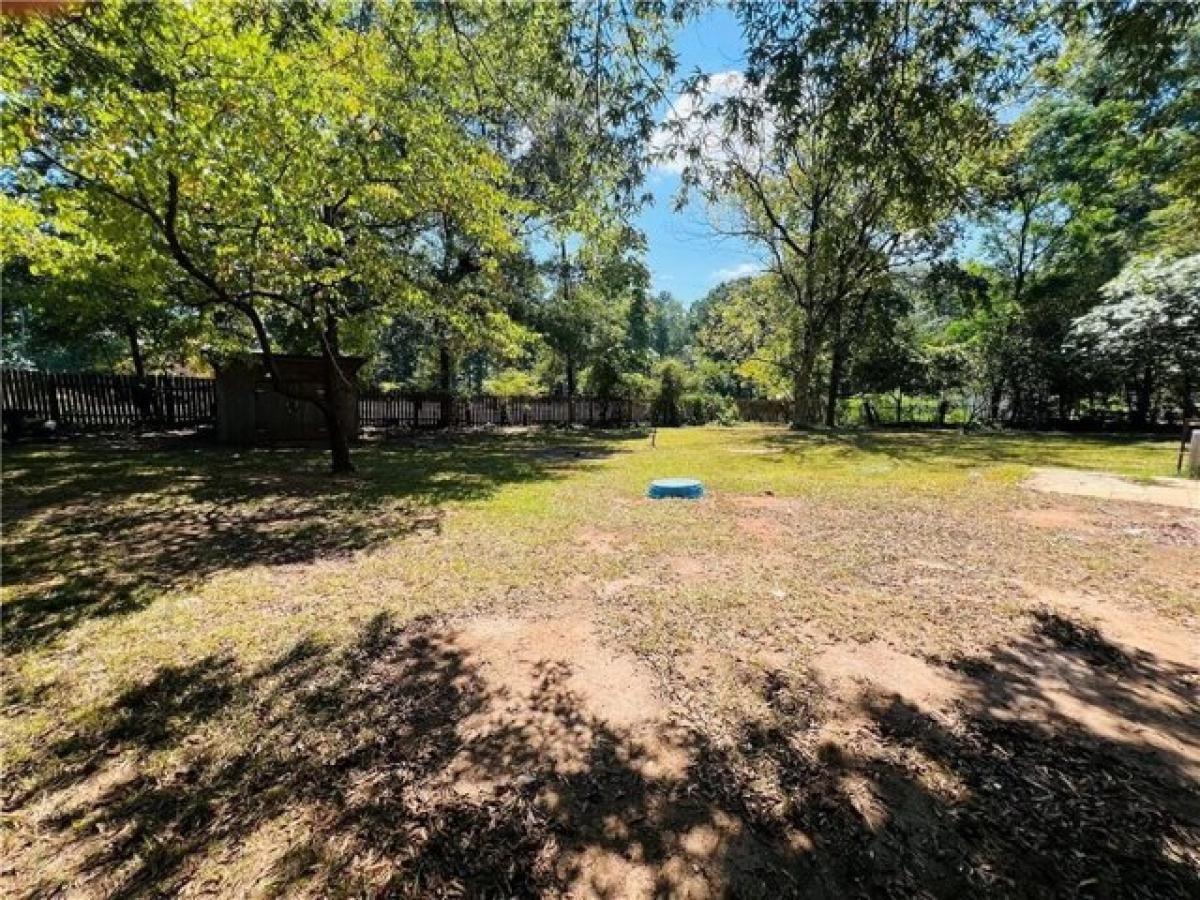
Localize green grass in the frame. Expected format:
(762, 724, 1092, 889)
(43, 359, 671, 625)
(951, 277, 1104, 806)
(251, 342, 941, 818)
(3, 425, 1182, 733)
(1, 425, 1182, 657)
(2, 426, 1193, 896)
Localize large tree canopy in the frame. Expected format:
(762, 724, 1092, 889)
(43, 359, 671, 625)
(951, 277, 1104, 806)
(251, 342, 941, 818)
(1, 0, 674, 468)
(2, 0, 1196, 439)
(664, 0, 1029, 425)
(1070, 253, 1200, 421)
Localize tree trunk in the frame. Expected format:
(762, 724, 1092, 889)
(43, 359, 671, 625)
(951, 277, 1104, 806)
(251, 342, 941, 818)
(894, 389, 903, 424)
(825, 339, 845, 428)
(989, 382, 1002, 422)
(863, 396, 878, 426)
(321, 324, 354, 474)
(559, 239, 577, 426)
(126, 320, 155, 424)
(565, 353, 577, 425)
(1008, 382, 1023, 425)
(438, 344, 455, 428)
(126, 321, 146, 379)
(321, 396, 354, 474)
(790, 335, 819, 428)
(1182, 367, 1196, 417)
(1133, 364, 1154, 427)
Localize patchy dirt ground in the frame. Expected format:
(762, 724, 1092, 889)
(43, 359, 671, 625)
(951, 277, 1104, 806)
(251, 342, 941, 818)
(3, 430, 1198, 898)
(1027, 466, 1200, 509)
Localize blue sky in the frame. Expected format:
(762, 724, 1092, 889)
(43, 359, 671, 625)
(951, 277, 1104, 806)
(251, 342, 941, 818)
(639, 6, 761, 306)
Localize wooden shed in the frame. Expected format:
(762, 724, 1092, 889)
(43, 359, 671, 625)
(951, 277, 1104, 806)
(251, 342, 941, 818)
(215, 354, 365, 446)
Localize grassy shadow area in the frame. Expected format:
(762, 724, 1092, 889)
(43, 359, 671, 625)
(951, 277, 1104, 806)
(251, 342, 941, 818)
(2, 427, 1196, 896)
(758, 429, 1182, 479)
(5, 609, 1197, 897)
(1, 431, 629, 653)
(690, 607, 1200, 896)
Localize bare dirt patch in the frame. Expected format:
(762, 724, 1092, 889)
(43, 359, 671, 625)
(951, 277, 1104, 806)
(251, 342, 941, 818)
(1027, 466, 1200, 509)
(1125, 515, 1200, 547)
(574, 525, 631, 555)
(599, 575, 649, 600)
(667, 555, 710, 583)
(1009, 505, 1102, 532)
(734, 514, 785, 545)
(727, 493, 804, 511)
(812, 640, 966, 713)
(453, 612, 671, 739)
(661, 598, 1200, 895)
(448, 611, 785, 898)
(1011, 502, 1200, 550)
(1018, 584, 1200, 672)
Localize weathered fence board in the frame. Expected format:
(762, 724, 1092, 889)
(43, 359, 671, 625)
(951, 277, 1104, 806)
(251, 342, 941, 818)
(736, 398, 791, 424)
(2, 370, 216, 430)
(2, 371, 659, 433)
(358, 391, 652, 430)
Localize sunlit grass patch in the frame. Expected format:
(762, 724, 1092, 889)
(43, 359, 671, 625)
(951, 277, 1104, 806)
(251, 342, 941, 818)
(1, 425, 1192, 896)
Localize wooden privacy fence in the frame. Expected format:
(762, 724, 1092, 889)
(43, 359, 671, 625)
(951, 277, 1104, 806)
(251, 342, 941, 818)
(736, 398, 792, 423)
(1, 372, 652, 434)
(359, 391, 652, 429)
(2, 370, 215, 430)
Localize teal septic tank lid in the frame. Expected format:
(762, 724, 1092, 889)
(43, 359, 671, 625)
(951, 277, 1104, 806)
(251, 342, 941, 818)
(648, 477, 704, 499)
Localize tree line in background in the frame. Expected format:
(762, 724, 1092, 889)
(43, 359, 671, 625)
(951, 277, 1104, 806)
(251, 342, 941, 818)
(2, 0, 1197, 470)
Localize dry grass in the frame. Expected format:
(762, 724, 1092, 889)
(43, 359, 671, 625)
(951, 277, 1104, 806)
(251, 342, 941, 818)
(3, 426, 1198, 898)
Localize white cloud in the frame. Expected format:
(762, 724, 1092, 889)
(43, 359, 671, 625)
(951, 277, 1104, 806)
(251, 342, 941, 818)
(649, 70, 766, 175)
(710, 262, 760, 283)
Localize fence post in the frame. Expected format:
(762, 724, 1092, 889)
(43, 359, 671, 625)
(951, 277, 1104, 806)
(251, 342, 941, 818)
(47, 373, 62, 422)
(164, 377, 175, 427)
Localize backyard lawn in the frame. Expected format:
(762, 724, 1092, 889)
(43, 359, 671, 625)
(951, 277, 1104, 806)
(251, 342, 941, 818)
(3, 426, 1198, 898)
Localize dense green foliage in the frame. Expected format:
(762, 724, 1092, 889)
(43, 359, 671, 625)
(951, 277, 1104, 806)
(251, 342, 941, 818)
(3, 0, 1196, 461)
(1, 0, 676, 467)
(666, 0, 1198, 428)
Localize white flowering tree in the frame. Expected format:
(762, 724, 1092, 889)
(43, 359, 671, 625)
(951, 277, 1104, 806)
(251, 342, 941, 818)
(1069, 255, 1200, 422)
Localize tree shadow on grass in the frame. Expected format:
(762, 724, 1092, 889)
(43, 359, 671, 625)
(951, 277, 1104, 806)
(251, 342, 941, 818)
(757, 429, 1172, 473)
(8, 615, 506, 898)
(6, 606, 1198, 898)
(687, 610, 1200, 897)
(1, 431, 628, 654)
(6, 612, 786, 898)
